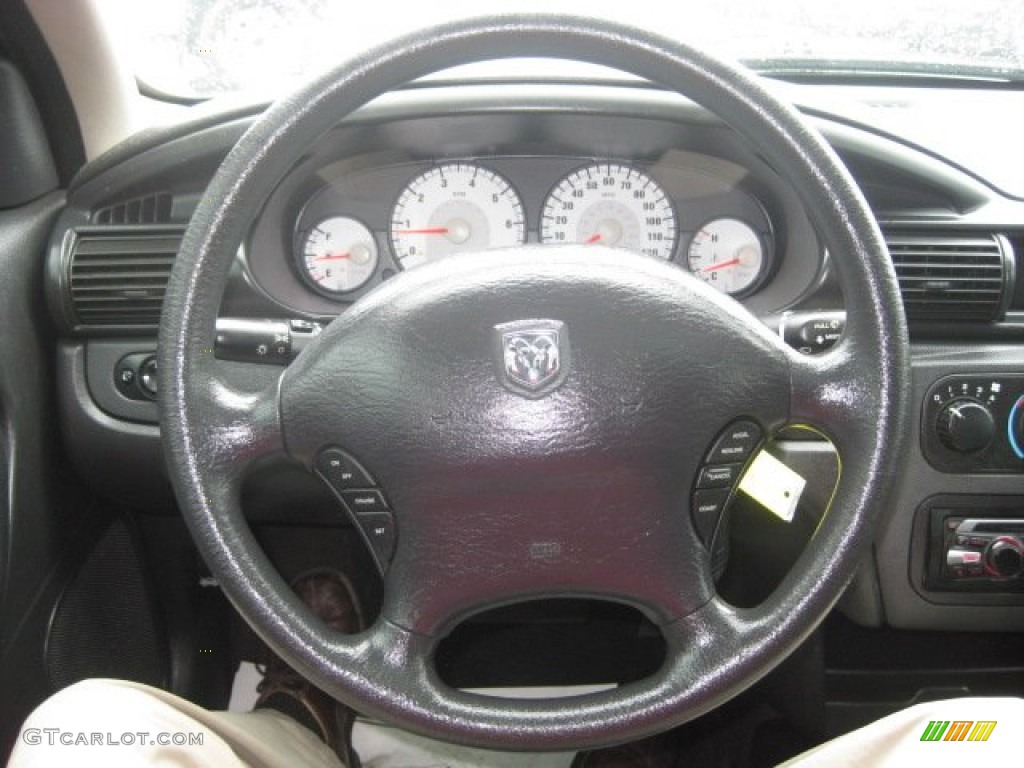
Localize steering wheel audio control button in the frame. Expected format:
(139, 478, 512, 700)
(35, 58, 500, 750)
(697, 464, 742, 489)
(355, 512, 397, 569)
(315, 448, 375, 490)
(341, 490, 389, 514)
(706, 420, 763, 464)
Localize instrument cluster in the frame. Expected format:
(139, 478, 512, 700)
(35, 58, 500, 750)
(289, 157, 776, 305)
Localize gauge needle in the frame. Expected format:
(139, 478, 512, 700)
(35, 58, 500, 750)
(393, 227, 450, 235)
(701, 257, 741, 273)
(314, 251, 352, 261)
(584, 233, 603, 244)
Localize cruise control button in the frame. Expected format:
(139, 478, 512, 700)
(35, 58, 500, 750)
(707, 420, 763, 464)
(692, 489, 729, 545)
(315, 448, 374, 490)
(697, 464, 741, 489)
(342, 490, 388, 513)
(356, 512, 396, 568)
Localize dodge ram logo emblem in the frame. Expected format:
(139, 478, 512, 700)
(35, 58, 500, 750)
(494, 320, 570, 398)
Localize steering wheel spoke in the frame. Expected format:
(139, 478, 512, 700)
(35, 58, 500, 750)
(789, 341, 883, 454)
(190, 361, 284, 475)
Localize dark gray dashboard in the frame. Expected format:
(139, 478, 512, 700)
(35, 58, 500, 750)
(44, 79, 1024, 632)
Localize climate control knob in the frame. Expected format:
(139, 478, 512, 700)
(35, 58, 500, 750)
(935, 399, 995, 454)
(985, 537, 1024, 580)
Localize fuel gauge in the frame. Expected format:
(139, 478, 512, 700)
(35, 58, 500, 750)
(298, 216, 379, 296)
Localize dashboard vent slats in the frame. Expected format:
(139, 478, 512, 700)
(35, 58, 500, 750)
(884, 232, 1009, 322)
(67, 228, 184, 329)
(93, 192, 174, 225)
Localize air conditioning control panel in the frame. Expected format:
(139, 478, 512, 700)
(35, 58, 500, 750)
(922, 374, 1024, 473)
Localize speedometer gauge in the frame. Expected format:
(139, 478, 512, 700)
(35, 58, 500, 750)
(687, 218, 767, 297)
(540, 163, 676, 259)
(390, 163, 525, 269)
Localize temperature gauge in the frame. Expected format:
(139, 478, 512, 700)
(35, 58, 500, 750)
(687, 218, 768, 297)
(298, 216, 379, 296)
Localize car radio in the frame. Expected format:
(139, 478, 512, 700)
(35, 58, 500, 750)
(940, 518, 1024, 583)
(922, 500, 1024, 595)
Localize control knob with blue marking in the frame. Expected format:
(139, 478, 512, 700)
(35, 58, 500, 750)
(1008, 395, 1024, 460)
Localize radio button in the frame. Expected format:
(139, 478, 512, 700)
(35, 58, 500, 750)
(946, 549, 982, 566)
(985, 537, 1024, 580)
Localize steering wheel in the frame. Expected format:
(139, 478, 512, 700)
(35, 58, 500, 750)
(158, 15, 908, 751)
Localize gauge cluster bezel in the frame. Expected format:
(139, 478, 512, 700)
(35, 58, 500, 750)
(289, 156, 778, 302)
(245, 110, 822, 321)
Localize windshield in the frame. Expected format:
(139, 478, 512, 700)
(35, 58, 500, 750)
(103, 0, 1024, 98)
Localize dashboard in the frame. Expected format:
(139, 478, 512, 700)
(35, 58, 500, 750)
(43, 78, 1024, 634)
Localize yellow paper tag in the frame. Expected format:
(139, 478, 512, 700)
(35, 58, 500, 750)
(738, 450, 805, 523)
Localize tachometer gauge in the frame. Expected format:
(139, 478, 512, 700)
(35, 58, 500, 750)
(686, 218, 767, 297)
(298, 216, 378, 295)
(390, 163, 525, 269)
(539, 163, 676, 259)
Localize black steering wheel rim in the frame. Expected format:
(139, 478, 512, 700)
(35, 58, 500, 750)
(158, 14, 909, 751)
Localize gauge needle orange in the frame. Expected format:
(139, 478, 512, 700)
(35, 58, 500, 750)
(584, 233, 603, 244)
(393, 227, 449, 235)
(701, 257, 740, 273)
(314, 252, 352, 261)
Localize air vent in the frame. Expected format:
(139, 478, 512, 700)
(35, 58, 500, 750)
(93, 193, 174, 225)
(67, 227, 183, 328)
(884, 232, 1010, 322)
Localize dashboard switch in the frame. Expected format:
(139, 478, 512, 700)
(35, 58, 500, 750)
(139, 356, 158, 397)
(114, 352, 158, 401)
